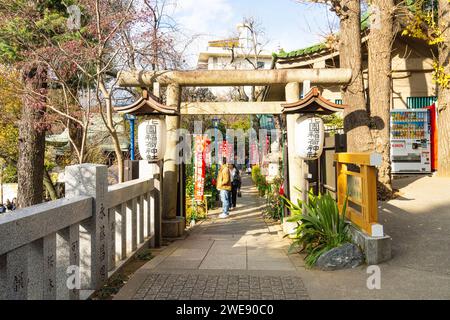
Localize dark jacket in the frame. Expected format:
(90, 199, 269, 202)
(231, 168, 241, 187)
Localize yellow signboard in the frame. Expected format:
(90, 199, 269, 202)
(335, 153, 379, 236)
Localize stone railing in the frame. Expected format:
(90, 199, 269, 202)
(0, 162, 162, 300)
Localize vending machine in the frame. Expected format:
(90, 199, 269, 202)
(390, 109, 431, 173)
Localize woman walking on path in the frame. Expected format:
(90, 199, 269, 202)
(230, 164, 241, 210)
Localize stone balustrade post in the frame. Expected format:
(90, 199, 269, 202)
(65, 164, 108, 291)
(139, 160, 162, 247)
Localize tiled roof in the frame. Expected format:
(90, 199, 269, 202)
(273, 11, 371, 60)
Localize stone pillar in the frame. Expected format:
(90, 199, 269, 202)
(284, 82, 303, 235)
(285, 82, 303, 204)
(162, 83, 185, 238)
(301, 81, 310, 209)
(65, 164, 108, 291)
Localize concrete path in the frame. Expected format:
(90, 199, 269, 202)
(116, 174, 450, 300)
(295, 175, 450, 299)
(115, 175, 309, 300)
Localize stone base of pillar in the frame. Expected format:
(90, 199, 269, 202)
(162, 217, 185, 238)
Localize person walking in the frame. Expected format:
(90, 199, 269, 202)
(216, 158, 231, 219)
(230, 164, 241, 209)
(5, 199, 12, 211)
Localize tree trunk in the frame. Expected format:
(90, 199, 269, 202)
(68, 118, 84, 163)
(105, 96, 124, 183)
(111, 130, 124, 182)
(437, 0, 450, 176)
(17, 65, 46, 208)
(368, 0, 395, 199)
(338, 0, 373, 152)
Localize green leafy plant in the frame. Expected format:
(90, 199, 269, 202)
(264, 176, 285, 221)
(185, 201, 207, 225)
(95, 273, 128, 299)
(251, 164, 269, 196)
(136, 249, 153, 261)
(251, 165, 261, 184)
(283, 190, 350, 267)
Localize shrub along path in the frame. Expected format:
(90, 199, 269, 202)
(114, 175, 310, 300)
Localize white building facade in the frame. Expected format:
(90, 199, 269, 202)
(196, 24, 273, 99)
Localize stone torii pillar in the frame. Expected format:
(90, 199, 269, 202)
(285, 82, 304, 205)
(162, 83, 184, 237)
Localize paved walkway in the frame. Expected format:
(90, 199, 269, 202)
(116, 174, 450, 300)
(115, 175, 309, 300)
(295, 175, 450, 299)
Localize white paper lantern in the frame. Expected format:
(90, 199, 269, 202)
(294, 116, 325, 160)
(138, 118, 166, 162)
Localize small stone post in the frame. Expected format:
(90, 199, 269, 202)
(65, 164, 108, 291)
(139, 160, 162, 247)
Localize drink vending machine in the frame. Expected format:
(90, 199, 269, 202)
(390, 109, 431, 173)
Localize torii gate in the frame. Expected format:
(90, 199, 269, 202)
(116, 68, 350, 238)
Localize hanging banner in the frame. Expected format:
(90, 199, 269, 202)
(218, 140, 233, 163)
(222, 140, 228, 154)
(250, 142, 259, 165)
(194, 135, 210, 202)
(205, 142, 212, 166)
(226, 140, 233, 163)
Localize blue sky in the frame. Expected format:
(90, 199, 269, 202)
(172, 0, 339, 66)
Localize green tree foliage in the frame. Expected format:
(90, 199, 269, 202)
(402, 0, 450, 176)
(0, 0, 81, 63)
(402, 0, 448, 86)
(0, 66, 20, 182)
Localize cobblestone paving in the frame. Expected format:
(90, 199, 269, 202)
(132, 273, 310, 300)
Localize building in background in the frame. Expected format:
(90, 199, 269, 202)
(46, 113, 130, 160)
(265, 20, 437, 174)
(268, 22, 437, 109)
(197, 23, 273, 99)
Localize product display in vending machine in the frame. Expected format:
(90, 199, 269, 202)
(390, 109, 431, 173)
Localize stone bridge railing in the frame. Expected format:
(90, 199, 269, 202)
(0, 162, 162, 300)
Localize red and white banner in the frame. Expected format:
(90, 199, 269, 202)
(219, 140, 233, 163)
(194, 135, 210, 202)
(250, 142, 259, 164)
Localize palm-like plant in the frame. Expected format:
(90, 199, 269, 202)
(283, 190, 350, 267)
